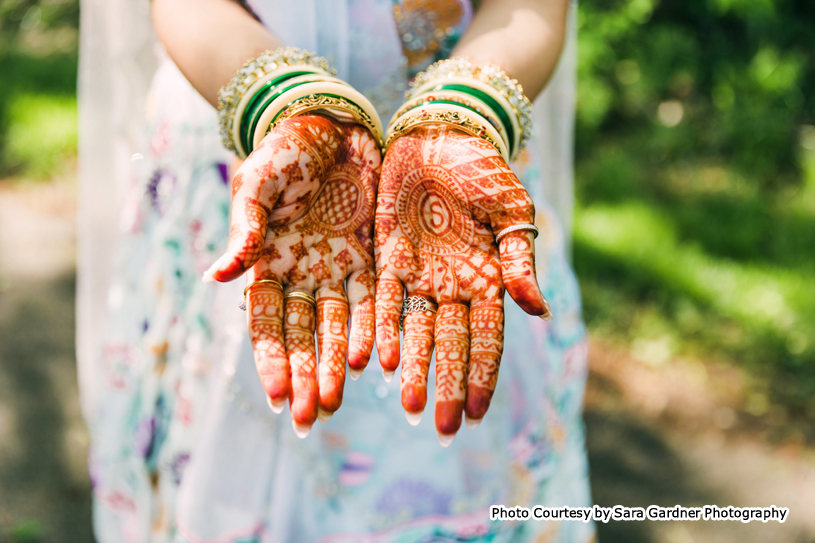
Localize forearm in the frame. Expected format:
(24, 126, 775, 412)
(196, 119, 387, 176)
(151, 0, 280, 107)
(453, 0, 569, 99)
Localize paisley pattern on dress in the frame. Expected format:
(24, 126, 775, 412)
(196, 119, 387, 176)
(85, 1, 596, 542)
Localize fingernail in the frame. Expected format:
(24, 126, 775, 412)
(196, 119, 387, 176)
(317, 406, 333, 423)
(202, 256, 224, 283)
(292, 420, 312, 439)
(405, 410, 423, 426)
(539, 312, 553, 322)
(348, 367, 363, 381)
(437, 432, 455, 447)
(382, 369, 395, 383)
(465, 415, 482, 430)
(266, 396, 286, 414)
(540, 298, 553, 321)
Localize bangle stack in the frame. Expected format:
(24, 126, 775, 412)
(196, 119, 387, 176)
(385, 57, 534, 163)
(218, 47, 383, 158)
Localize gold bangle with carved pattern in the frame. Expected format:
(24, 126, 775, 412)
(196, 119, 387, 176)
(384, 105, 507, 161)
(264, 93, 382, 147)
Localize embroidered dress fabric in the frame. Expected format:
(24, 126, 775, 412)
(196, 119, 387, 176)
(77, 0, 594, 542)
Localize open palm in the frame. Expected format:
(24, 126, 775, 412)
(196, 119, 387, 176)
(374, 125, 550, 444)
(204, 115, 380, 434)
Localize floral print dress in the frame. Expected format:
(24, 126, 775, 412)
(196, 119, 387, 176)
(85, 1, 596, 542)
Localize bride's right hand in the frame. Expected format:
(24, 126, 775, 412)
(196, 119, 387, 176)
(203, 114, 380, 436)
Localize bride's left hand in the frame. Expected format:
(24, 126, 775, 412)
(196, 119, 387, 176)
(374, 125, 551, 444)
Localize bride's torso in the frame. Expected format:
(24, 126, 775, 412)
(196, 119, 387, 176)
(244, 0, 473, 119)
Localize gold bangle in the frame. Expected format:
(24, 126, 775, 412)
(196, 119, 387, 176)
(384, 104, 508, 161)
(266, 93, 383, 148)
(389, 89, 510, 153)
(409, 76, 519, 154)
(251, 81, 384, 150)
(407, 58, 534, 161)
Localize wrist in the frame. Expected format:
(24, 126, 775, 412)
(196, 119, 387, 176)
(384, 57, 534, 163)
(218, 47, 383, 158)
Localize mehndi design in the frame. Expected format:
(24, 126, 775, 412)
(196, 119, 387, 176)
(374, 125, 550, 445)
(205, 115, 380, 436)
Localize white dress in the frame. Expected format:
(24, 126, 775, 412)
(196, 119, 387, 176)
(77, 1, 595, 541)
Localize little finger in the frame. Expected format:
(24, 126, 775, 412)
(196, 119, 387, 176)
(346, 269, 376, 379)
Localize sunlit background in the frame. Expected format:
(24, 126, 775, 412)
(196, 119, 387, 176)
(0, 0, 813, 542)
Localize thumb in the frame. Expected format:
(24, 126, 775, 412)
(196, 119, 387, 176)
(486, 187, 550, 319)
(203, 146, 283, 283)
(499, 229, 551, 320)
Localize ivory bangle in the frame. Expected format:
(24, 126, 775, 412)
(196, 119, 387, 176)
(218, 47, 335, 154)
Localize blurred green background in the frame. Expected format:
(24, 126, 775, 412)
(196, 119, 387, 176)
(0, 0, 77, 179)
(574, 0, 815, 433)
(1, 0, 814, 424)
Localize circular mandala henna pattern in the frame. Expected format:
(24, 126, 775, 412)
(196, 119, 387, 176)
(304, 163, 376, 238)
(396, 165, 473, 256)
(375, 124, 549, 444)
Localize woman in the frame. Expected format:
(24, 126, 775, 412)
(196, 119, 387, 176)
(77, 0, 594, 541)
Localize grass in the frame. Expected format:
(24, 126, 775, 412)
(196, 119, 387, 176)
(573, 140, 815, 420)
(4, 93, 77, 178)
(0, 50, 78, 179)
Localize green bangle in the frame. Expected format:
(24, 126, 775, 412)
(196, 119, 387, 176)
(432, 84, 515, 155)
(268, 92, 365, 127)
(407, 58, 534, 160)
(242, 80, 318, 155)
(217, 47, 335, 155)
(239, 70, 319, 149)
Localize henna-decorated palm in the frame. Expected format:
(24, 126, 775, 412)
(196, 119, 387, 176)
(375, 125, 550, 444)
(204, 115, 380, 435)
